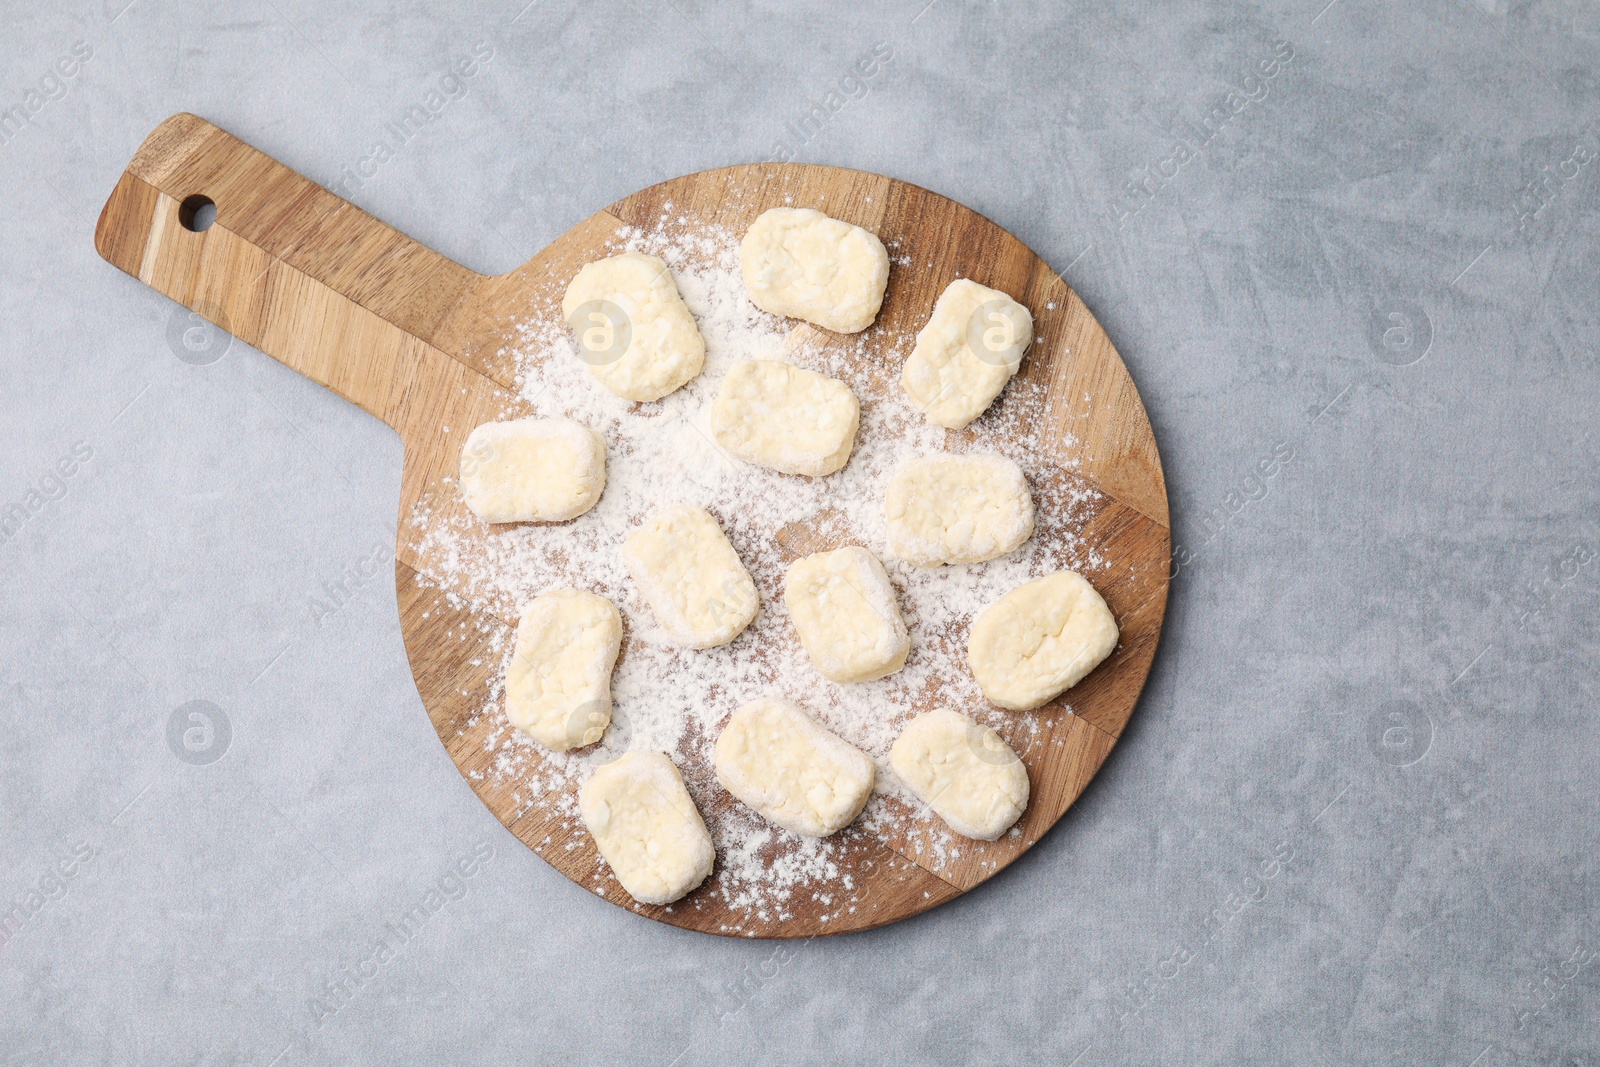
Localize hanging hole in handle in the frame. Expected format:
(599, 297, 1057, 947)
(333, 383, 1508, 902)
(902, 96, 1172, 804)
(178, 194, 216, 232)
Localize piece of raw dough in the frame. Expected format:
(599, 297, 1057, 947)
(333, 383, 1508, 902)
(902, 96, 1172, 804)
(713, 698, 876, 837)
(784, 546, 909, 683)
(579, 751, 715, 905)
(623, 505, 759, 649)
(967, 569, 1118, 711)
(710, 359, 860, 476)
(739, 207, 890, 333)
(459, 418, 606, 523)
(886, 453, 1034, 566)
(504, 589, 621, 751)
(561, 251, 706, 402)
(901, 279, 1033, 429)
(889, 708, 1029, 841)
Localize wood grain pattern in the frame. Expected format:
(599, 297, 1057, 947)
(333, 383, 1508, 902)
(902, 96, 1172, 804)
(95, 113, 1170, 938)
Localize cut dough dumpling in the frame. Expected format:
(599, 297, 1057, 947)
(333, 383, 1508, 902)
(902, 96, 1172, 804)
(562, 251, 706, 402)
(967, 569, 1118, 711)
(579, 751, 715, 905)
(889, 708, 1029, 841)
(713, 698, 875, 837)
(623, 506, 759, 649)
(886, 453, 1034, 566)
(504, 589, 622, 751)
(710, 360, 860, 476)
(740, 207, 890, 333)
(784, 546, 909, 683)
(459, 418, 606, 524)
(902, 279, 1033, 429)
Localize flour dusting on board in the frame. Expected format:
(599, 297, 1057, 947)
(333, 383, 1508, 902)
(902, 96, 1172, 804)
(409, 210, 1110, 931)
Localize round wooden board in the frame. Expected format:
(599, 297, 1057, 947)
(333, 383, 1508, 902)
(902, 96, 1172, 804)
(95, 116, 1170, 939)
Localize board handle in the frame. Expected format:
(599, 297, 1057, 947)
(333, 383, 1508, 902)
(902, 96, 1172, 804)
(94, 113, 484, 428)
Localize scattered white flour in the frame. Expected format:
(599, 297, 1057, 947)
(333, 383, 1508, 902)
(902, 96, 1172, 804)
(408, 210, 1111, 928)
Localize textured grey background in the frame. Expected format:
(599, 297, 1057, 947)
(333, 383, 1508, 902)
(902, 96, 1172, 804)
(1, 0, 1597, 1064)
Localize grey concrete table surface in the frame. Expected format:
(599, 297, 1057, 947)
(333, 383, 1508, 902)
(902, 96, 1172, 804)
(1, 0, 1596, 1064)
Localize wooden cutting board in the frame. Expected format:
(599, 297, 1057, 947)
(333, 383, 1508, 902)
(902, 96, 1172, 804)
(95, 113, 1170, 938)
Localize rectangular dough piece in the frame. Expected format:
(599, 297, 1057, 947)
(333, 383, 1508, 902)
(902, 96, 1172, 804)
(889, 708, 1029, 841)
(885, 453, 1034, 566)
(710, 359, 860, 476)
(784, 546, 910, 683)
(579, 751, 715, 905)
(622, 505, 759, 649)
(504, 589, 621, 751)
(459, 418, 606, 524)
(739, 207, 890, 333)
(713, 698, 875, 837)
(901, 279, 1033, 429)
(561, 251, 706, 402)
(966, 569, 1118, 711)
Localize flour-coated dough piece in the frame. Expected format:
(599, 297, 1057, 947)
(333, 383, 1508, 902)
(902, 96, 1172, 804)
(459, 418, 606, 524)
(710, 360, 860, 476)
(561, 251, 706, 402)
(901, 279, 1033, 429)
(504, 589, 621, 751)
(889, 708, 1029, 841)
(784, 546, 909, 683)
(886, 453, 1034, 566)
(579, 751, 715, 905)
(623, 505, 758, 649)
(739, 207, 890, 333)
(967, 569, 1118, 711)
(713, 698, 875, 837)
